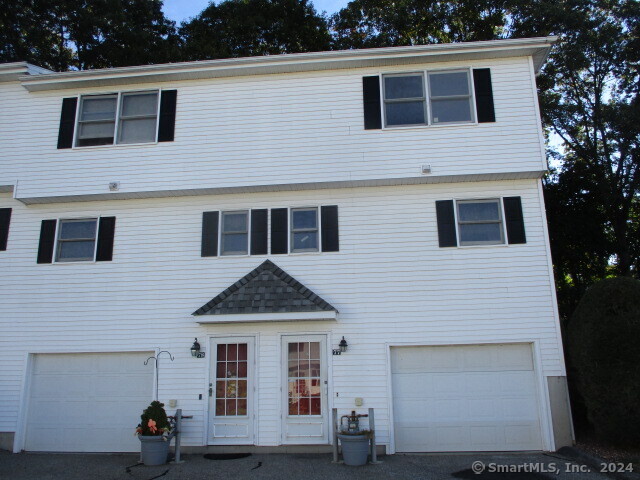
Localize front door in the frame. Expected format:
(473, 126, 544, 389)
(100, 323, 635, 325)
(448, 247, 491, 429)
(281, 335, 329, 444)
(208, 336, 255, 445)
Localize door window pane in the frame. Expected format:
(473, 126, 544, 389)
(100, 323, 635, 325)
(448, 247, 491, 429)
(215, 343, 249, 417)
(287, 342, 321, 416)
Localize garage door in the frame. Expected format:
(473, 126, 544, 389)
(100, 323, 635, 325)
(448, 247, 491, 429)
(25, 352, 154, 452)
(391, 344, 543, 452)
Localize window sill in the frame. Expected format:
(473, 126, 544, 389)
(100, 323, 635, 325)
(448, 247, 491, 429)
(379, 121, 478, 132)
(70, 140, 160, 151)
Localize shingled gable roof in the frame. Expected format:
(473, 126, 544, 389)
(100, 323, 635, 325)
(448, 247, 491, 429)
(193, 260, 337, 316)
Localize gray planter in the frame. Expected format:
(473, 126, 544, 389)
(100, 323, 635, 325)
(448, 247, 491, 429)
(138, 435, 170, 465)
(337, 433, 369, 466)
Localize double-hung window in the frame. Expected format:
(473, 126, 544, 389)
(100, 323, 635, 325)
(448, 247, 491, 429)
(382, 70, 474, 127)
(75, 91, 159, 147)
(290, 208, 319, 253)
(456, 199, 504, 246)
(56, 218, 98, 262)
(428, 70, 474, 124)
(383, 74, 426, 127)
(221, 211, 249, 255)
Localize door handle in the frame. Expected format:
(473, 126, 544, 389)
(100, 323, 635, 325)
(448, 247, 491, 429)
(209, 383, 213, 397)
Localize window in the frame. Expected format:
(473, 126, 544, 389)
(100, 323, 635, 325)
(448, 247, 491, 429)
(383, 74, 426, 127)
(76, 91, 159, 147)
(56, 218, 98, 262)
(290, 208, 319, 252)
(456, 199, 504, 246)
(287, 342, 322, 416)
(221, 211, 249, 255)
(428, 70, 473, 124)
(215, 343, 248, 416)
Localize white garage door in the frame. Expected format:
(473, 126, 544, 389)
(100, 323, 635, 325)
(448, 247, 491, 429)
(25, 352, 154, 452)
(391, 344, 543, 452)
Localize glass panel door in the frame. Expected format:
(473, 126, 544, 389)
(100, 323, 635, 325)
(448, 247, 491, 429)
(209, 337, 255, 445)
(282, 335, 328, 444)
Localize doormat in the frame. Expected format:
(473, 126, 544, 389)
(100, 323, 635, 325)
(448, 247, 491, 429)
(452, 469, 552, 479)
(203, 453, 252, 460)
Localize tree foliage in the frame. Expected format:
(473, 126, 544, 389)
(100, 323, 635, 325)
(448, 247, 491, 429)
(180, 0, 332, 60)
(0, 0, 180, 70)
(567, 276, 640, 445)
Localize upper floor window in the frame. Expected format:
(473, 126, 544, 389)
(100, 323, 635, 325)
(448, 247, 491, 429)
(428, 70, 473, 124)
(56, 218, 98, 261)
(290, 208, 319, 253)
(221, 211, 249, 256)
(76, 91, 159, 147)
(456, 199, 504, 246)
(383, 70, 473, 128)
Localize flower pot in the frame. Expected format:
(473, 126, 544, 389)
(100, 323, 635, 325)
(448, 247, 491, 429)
(337, 433, 369, 466)
(138, 435, 170, 465)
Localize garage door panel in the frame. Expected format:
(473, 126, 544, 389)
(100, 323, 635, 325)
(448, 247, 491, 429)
(391, 344, 543, 452)
(25, 352, 154, 452)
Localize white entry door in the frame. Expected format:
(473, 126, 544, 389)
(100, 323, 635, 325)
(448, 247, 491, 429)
(281, 335, 328, 444)
(208, 337, 255, 445)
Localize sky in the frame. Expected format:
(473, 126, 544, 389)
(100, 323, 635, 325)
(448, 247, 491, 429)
(162, 0, 350, 23)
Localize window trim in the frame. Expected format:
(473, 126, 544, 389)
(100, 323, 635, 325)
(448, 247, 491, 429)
(220, 210, 250, 256)
(427, 68, 475, 125)
(73, 90, 161, 148)
(379, 68, 478, 130)
(290, 207, 320, 253)
(54, 217, 99, 263)
(455, 198, 506, 247)
(382, 72, 428, 128)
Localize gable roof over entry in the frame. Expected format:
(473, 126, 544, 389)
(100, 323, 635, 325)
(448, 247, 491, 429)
(193, 260, 337, 324)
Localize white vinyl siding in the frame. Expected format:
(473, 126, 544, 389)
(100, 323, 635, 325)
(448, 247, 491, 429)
(0, 179, 564, 450)
(0, 57, 546, 200)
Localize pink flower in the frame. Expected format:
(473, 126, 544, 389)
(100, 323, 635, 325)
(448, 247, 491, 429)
(148, 419, 158, 434)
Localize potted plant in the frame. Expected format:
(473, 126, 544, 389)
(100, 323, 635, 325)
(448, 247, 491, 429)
(337, 429, 372, 466)
(136, 401, 172, 465)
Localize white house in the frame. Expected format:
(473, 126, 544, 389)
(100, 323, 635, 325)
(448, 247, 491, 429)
(0, 36, 574, 455)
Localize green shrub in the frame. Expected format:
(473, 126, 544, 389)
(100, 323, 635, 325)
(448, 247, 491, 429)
(567, 276, 640, 445)
(136, 401, 171, 436)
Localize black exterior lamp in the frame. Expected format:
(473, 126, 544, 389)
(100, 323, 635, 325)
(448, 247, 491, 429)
(333, 336, 348, 355)
(191, 338, 204, 358)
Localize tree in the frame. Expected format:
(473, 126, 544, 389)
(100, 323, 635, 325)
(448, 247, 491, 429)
(567, 276, 640, 445)
(0, 0, 180, 71)
(180, 0, 332, 61)
(331, 0, 508, 49)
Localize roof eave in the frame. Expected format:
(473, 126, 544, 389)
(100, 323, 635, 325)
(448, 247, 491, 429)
(19, 36, 558, 92)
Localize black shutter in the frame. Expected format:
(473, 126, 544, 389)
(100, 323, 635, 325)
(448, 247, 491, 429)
(37, 219, 57, 264)
(96, 217, 116, 261)
(435, 200, 457, 247)
(503, 197, 527, 244)
(158, 90, 177, 142)
(250, 209, 268, 255)
(271, 208, 288, 254)
(201, 211, 219, 257)
(363, 76, 382, 130)
(0, 208, 11, 251)
(473, 68, 496, 123)
(57, 97, 78, 149)
(321, 205, 339, 252)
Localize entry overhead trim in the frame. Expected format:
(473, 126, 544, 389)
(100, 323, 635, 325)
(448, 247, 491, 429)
(193, 260, 337, 320)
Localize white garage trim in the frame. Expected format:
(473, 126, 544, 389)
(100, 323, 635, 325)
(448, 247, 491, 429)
(14, 348, 158, 453)
(385, 340, 555, 454)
